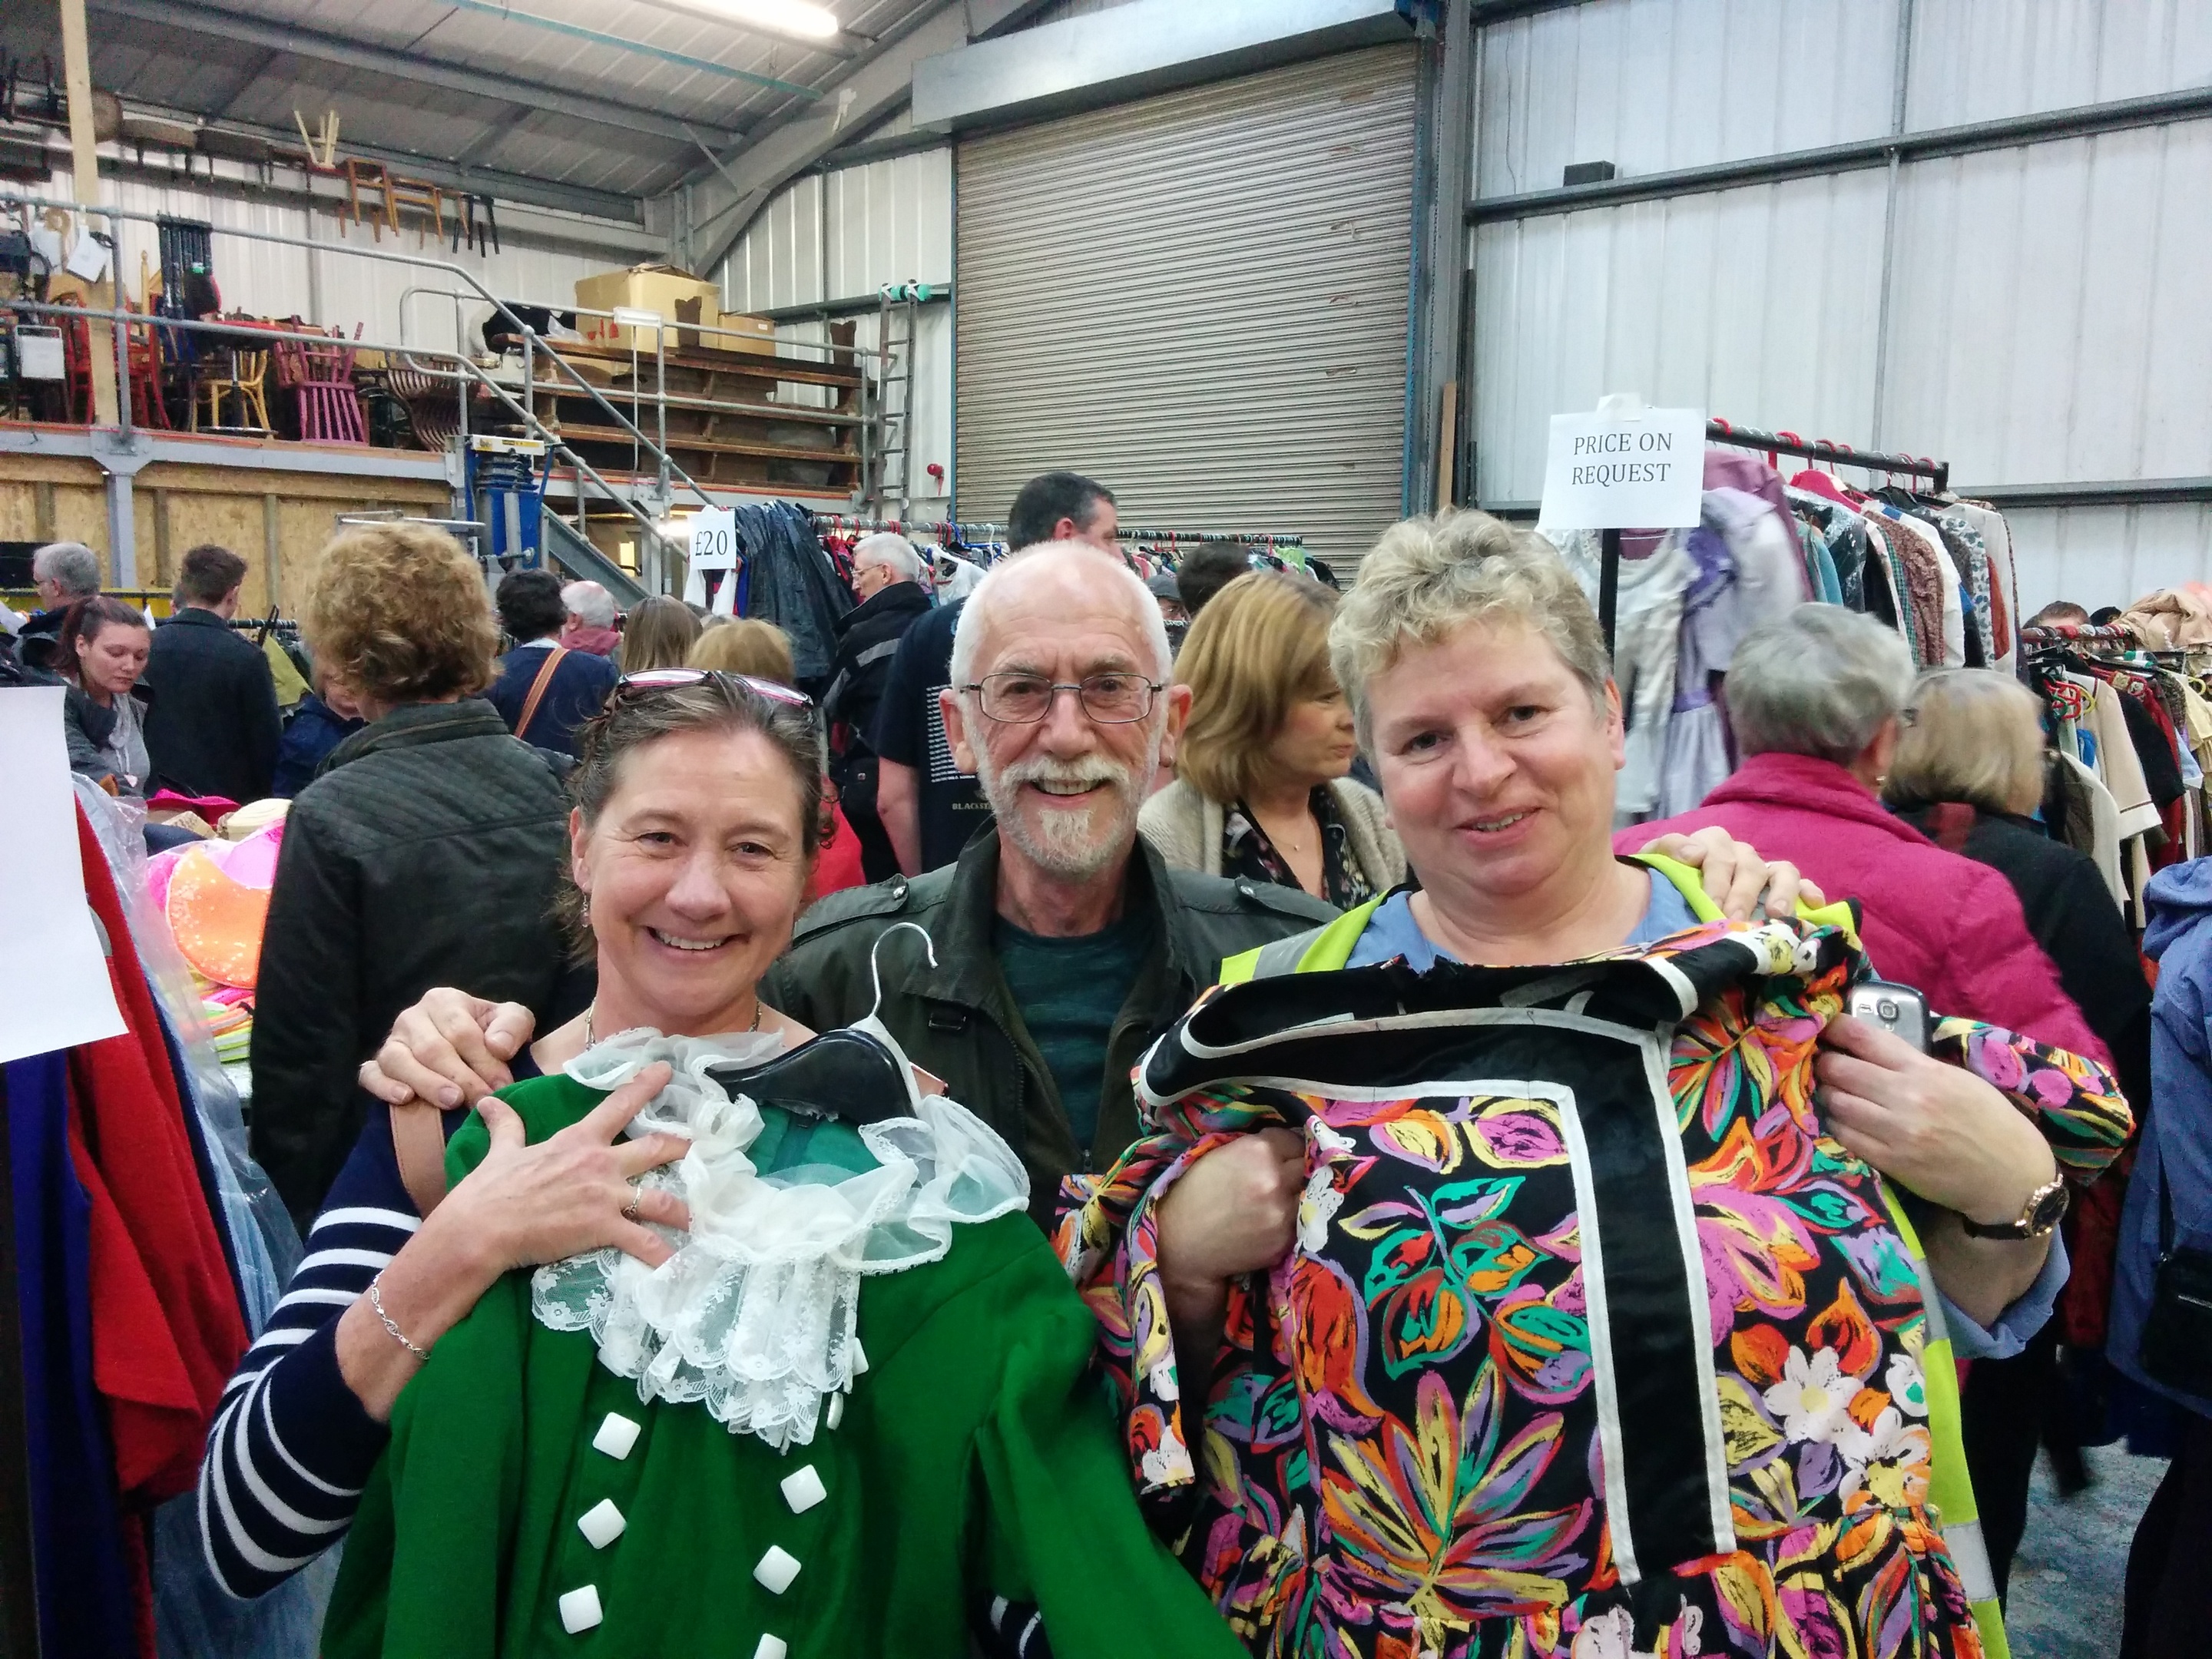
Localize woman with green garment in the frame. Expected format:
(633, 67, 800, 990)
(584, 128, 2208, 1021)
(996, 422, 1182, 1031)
(315, 669, 1243, 1659)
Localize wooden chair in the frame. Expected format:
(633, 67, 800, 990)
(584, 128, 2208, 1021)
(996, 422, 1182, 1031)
(276, 324, 366, 443)
(342, 160, 399, 240)
(192, 341, 272, 433)
(386, 176, 445, 249)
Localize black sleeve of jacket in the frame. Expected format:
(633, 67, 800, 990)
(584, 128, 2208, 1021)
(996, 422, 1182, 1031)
(240, 642, 283, 801)
(2044, 856, 2154, 1118)
(249, 804, 371, 1227)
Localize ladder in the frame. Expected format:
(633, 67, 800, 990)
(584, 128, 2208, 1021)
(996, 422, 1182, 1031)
(870, 281, 926, 515)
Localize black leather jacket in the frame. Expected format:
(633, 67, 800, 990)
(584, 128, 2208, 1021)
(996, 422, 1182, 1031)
(762, 830, 1336, 1229)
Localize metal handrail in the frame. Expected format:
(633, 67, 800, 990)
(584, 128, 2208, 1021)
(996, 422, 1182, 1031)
(5, 296, 685, 588)
(0, 189, 721, 525)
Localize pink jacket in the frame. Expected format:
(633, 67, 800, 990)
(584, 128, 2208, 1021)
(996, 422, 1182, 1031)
(1625, 750, 2111, 1064)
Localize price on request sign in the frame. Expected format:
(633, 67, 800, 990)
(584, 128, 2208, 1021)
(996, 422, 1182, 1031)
(1538, 405, 1705, 531)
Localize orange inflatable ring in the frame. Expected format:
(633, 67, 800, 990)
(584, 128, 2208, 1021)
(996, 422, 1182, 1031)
(165, 843, 271, 990)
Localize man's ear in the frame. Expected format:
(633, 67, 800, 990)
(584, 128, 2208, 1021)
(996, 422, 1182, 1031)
(940, 686, 979, 776)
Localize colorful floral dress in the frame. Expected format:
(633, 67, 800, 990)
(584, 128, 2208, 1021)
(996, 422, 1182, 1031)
(1223, 787, 1375, 910)
(1059, 913, 2129, 1659)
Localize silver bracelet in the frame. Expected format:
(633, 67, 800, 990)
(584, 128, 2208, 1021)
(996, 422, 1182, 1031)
(366, 1272, 430, 1360)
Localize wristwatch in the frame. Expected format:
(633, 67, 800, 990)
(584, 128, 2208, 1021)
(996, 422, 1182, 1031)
(1962, 1175, 2070, 1240)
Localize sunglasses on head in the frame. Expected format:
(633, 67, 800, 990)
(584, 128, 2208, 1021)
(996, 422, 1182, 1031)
(614, 667, 816, 714)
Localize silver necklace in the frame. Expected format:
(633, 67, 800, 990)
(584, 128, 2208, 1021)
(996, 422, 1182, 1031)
(583, 997, 763, 1048)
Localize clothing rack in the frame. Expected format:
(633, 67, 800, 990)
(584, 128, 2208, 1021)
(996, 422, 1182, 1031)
(1592, 419, 1952, 656)
(811, 512, 1306, 548)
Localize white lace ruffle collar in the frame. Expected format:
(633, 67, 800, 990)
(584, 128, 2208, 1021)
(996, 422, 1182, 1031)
(529, 1025, 1028, 1451)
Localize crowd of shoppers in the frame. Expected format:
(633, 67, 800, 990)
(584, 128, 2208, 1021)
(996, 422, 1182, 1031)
(11, 477, 2184, 1656)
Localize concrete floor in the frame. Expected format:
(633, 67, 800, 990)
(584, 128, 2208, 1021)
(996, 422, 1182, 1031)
(2005, 1444, 2167, 1658)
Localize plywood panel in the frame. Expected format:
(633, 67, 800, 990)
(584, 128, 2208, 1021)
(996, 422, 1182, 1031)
(162, 492, 273, 614)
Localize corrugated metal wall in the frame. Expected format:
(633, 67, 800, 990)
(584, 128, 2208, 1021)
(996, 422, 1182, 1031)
(955, 44, 1416, 562)
(1469, 0, 2212, 611)
(49, 164, 641, 360)
(720, 149, 955, 502)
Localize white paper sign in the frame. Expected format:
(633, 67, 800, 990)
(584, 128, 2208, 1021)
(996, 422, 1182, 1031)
(65, 230, 111, 283)
(1538, 406, 1706, 530)
(688, 507, 737, 571)
(0, 688, 127, 1065)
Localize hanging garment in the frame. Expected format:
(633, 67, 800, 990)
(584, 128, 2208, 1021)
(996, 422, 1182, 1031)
(1932, 510, 1996, 666)
(1654, 525, 1740, 819)
(1863, 515, 1929, 663)
(4, 1054, 142, 1659)
(1945, 501, 2018, 667)
(1701, 485, 1806, 634)
(2051, 750, 2128, 906)
(71, 807, 250, 1502)
(2075, 676, 2163, 844)
(1061, 898, 2125, 1659)
(1546, 528, 1692, 822)
(323, 1047, 1245, 1659)
(1880, 509, 1966, 667)
(737, 502, 856, 692)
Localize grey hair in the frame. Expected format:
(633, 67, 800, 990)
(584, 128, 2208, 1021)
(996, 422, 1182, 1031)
(1330, 510, 1611, 746)
(1726, 604, 1916, 764)
(561, 580, 617, 629)
(853, 531, 922, 584)
(33, 541, 101, 598)
(949, 541, 1172, 693)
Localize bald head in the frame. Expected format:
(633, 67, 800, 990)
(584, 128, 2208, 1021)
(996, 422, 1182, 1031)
(949, 541, 1170, 692)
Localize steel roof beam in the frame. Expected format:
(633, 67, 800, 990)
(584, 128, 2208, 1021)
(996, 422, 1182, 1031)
(86, 0, 747, 151)
(684, 0, 1054, 277)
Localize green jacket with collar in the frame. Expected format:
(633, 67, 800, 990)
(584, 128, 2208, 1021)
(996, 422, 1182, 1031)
(760, 831, 1336, 1228)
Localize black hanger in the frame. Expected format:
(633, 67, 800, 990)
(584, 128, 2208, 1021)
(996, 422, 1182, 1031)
(701, 924, 933, 1126)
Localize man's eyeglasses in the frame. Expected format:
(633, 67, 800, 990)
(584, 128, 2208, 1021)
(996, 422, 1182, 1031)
(614, 667, 815, 714)
(962, 671, 1164, 726)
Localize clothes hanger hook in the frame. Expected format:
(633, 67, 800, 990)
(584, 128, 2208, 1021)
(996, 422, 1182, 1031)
(866, 921, 935, 1025)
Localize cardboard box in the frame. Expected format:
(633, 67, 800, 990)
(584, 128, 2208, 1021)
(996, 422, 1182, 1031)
(574, 264, 720, 351)
(710, 312, 779, 356)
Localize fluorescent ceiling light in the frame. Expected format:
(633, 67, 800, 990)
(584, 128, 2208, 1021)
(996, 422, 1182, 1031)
(648, 0, 840, 42)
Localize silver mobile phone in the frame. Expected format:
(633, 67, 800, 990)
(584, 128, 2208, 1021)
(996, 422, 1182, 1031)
(1847, 979, 1930, 1052)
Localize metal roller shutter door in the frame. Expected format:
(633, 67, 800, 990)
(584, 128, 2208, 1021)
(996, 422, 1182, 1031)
(955, 43, 1416, 571)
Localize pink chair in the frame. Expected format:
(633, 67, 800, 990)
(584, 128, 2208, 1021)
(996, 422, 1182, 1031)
(280, 325, 367, 444)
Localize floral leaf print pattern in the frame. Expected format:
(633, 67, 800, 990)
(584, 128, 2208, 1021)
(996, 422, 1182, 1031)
(1060, 916, 2127, 1657)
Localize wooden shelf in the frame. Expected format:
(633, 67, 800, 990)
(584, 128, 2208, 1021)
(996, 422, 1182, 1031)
(548, 421, 856, 465)
(548, 338, 862, 391)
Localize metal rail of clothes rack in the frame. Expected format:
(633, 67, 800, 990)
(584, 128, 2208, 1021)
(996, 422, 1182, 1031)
(812, 513, 1307, 549)
(1591, 419, 1952, 655)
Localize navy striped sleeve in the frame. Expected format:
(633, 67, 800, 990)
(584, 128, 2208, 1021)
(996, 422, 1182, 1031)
(198, 1104, 425, 1600)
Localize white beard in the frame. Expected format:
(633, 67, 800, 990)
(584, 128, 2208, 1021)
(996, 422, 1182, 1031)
(976, 739, 1159, 882)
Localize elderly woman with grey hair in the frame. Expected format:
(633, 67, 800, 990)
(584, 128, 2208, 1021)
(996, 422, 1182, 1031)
(1061, 516, 2128, 1659)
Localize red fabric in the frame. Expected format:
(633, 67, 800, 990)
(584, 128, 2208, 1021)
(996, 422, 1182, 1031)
(146, 788, 241, 819)
(1789, 468, 1866, 508)
(1626, 751, 2111, 1063)
(69, 810, 249, 1501)
(558, 620, 623, 657)
(805, 806, 867, 904)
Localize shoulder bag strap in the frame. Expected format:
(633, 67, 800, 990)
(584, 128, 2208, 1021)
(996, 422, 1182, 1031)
(389, 1101, 454, 1217)
(513, 646, 569, 740)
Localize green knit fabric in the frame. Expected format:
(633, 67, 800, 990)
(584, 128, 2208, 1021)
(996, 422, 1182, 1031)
(322, 1073, 1244, 1659)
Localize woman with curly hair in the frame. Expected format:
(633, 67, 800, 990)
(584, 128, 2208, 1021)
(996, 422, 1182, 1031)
(250, 522, 579, 1229)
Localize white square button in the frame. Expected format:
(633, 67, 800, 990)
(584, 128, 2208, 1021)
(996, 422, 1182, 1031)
(753, 1637, 787, 1659)
(558, 1584, 602, 1634)
(753, 1545, 801, 1595)
(780, 1465, 826, 1515)
(591, 1413, 641, 1460)
(577, 1498, 625, 1550)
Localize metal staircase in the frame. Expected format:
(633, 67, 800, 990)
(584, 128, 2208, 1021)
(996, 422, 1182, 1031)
(540, 512, 648, 607)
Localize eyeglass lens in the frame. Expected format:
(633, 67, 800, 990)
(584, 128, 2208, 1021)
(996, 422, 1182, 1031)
(978, 672, 1154, 724)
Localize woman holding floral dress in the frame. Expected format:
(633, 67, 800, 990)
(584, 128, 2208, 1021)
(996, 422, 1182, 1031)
(1061, 512, 2131, 1658)
(1141, 570, 1404, 906)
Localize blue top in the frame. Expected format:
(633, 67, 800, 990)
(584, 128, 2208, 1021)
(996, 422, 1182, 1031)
(485, 638, 618, 758)
(1342, 863, 2064, 1361)
(2112, 857, 2212, 1419)
(1346, 866, 1701, 970)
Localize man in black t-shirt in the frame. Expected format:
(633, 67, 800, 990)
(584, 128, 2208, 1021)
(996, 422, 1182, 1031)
(871, 471, 1121, 873)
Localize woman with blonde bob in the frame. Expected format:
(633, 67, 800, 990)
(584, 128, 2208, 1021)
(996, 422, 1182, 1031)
(1139, 569, 1403, 904)
(686, 616, 869, 900)
(1065, 512, 2129, 1659)
(618, 593, 702, 674)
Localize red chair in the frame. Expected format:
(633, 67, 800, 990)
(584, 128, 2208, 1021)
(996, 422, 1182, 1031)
(53, 293, 169, 428)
